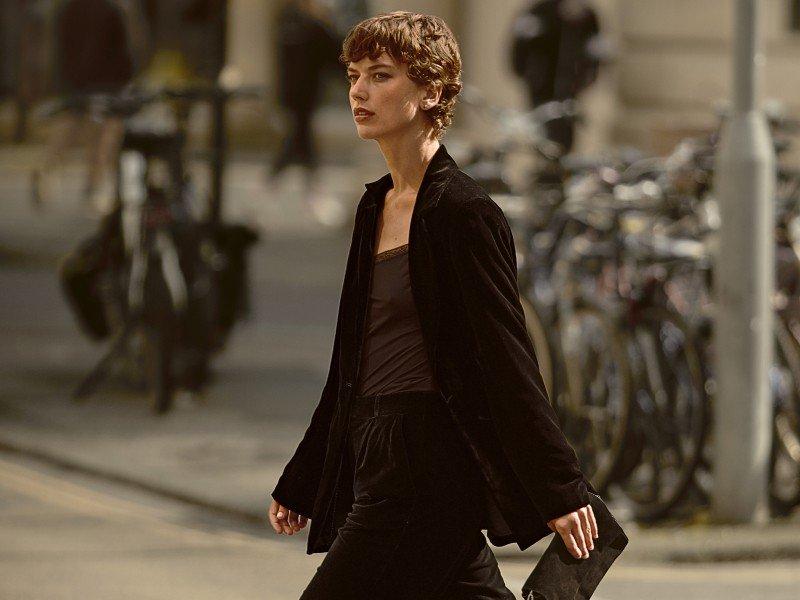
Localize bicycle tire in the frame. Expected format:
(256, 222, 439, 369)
(520, 294, 555, 400)
(614, 306, 708, 522)
(770, 315, 800, 514)
(553, 300, 633, 492)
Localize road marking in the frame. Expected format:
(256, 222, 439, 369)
(0, 455, 275, 550)
(5, 455, 797, 591)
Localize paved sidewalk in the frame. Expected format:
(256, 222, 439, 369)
(1, 391, 799, 566)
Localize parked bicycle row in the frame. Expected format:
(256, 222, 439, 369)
(460, 89, 800, 522)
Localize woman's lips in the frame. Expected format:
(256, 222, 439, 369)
(354, 109, 374, 122)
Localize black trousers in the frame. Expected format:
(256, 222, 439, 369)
(300, 390, 516, 600)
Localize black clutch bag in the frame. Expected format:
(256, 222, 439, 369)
(521, 492, 629, 600)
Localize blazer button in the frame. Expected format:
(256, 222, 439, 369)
(345, 381, 353, 389)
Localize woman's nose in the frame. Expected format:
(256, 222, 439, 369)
(350, 79, 367, 101)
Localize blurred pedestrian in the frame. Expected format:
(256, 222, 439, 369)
(31, 0, 134, 212)
(268, 0, 341, 191)
(269, 11, 600, 599)
(509, 0, 603, 154)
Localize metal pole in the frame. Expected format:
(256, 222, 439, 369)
(712, 0, 775, 522)
(209, 1, 228, 227)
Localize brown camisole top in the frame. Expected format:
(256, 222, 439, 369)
(355, 243, 440, 396)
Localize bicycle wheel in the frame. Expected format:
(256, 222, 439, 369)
(614, 306, 707, 521)
(520, 294, 555, 400)
(770, 316, 800, 515)
(553, 301, 632, 492)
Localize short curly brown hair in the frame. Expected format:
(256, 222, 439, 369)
(339, 11, 463, 140)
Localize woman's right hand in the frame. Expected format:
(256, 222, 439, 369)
(546, 503, 598, 560)
(268, 498, 308, 535)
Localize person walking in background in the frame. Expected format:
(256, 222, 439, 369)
(31, 0, 134, 212)
(268, 0, 341, 193)
(268, 11, 601, 599)
(509, 0, 602, 155)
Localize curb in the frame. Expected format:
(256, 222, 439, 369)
(0, 438, 265, 527)
(2, 435, 799, 565)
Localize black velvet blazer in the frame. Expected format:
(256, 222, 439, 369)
(272, 144, 597, 554)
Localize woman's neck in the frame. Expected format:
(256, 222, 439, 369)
(377, 135, 440, 196)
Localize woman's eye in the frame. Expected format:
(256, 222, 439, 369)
(346, 72, 390, 84)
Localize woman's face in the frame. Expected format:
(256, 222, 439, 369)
(347, 52, 436, 141)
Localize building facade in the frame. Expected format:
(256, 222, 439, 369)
(226, 0, 799, 159)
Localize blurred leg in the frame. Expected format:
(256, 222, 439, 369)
(87, 116, 125, 211)
(82, 117, 103, 200)
(544, 115, 575, 155)
(32, 112, 83, 206)
(39, 112, 84, 172)
(270, 108, 300, 180)
(294, 107, 317, 172)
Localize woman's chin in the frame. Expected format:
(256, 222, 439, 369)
(355, 125, 379, 140)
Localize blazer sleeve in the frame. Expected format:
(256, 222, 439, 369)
(446, 196, 593, 522)
(270, 202, 365, 517)
(271, 321, 340, 518)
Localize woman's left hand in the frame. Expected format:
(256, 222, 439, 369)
(268, 498, 308, 535)
(546, 503, 598, 560)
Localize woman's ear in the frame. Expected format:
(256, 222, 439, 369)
(420, 81, 443, 111)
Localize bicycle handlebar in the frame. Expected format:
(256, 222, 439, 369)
(36, 84, 268, 120)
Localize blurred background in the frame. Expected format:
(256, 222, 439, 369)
(0, 1, 799, 598)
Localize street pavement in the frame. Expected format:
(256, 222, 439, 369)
(3, 448, 799, 599)
(1, 143, 800, 598)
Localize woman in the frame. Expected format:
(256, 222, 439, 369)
(268, 12, 599, 599)
(269, 0, 341, 188)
